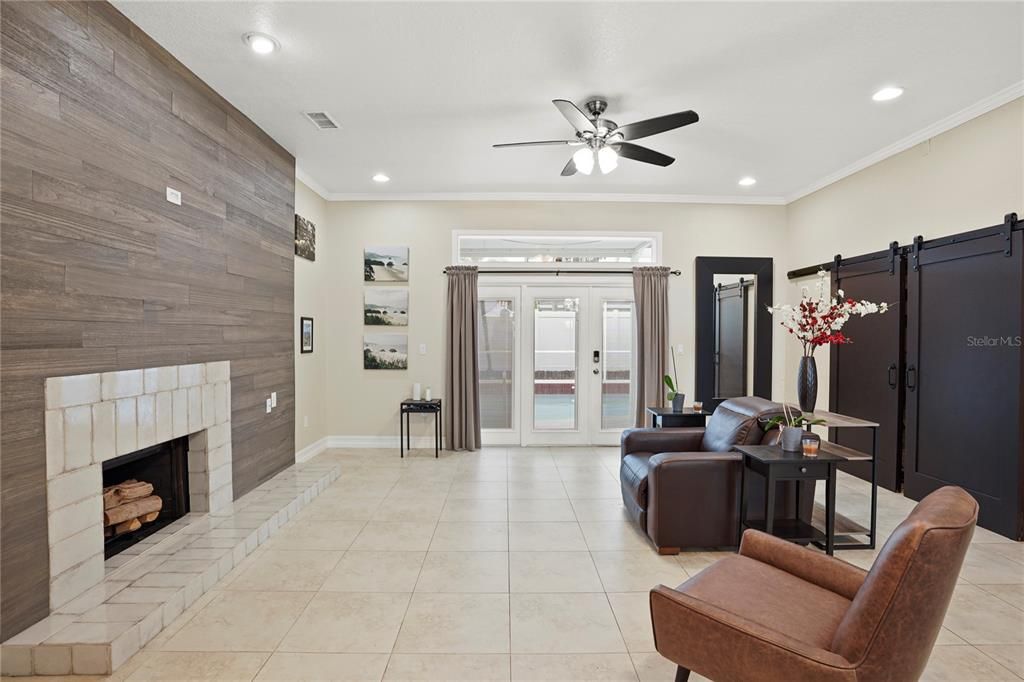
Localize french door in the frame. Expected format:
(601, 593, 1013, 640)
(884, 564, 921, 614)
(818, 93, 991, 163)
(478, 284, 635, 446)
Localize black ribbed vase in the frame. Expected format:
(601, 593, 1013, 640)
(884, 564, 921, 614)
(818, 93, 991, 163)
(797, 356, 818, 413)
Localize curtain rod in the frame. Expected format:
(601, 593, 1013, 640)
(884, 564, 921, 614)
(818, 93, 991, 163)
(442, 267, 681, 276)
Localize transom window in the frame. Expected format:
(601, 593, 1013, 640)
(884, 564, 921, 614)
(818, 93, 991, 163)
(454, 232, 659, 267)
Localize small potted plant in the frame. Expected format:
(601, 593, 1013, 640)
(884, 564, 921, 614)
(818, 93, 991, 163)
(663, 347, 684, 412)
(762, 404, 825, 452)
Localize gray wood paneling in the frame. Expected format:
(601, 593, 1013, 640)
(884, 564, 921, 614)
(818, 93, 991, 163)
(1, 1, 296, 638)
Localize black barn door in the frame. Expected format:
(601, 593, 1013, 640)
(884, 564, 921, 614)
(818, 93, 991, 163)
(904, 228, 1023, 539)
(829, 251, 905, 492)
(714, 281, 749, 399)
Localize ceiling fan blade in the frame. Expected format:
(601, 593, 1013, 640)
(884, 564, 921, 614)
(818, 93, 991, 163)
(553, 99, 597, 134)
(560, 157, 578, 176)
(615, 110, 699, 141)
(493, 140, 579, 148)
(610, 142, 675, 167)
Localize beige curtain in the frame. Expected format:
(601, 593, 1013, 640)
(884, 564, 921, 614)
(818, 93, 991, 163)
(633, 266, 671, 427)
(444, 266, 481, 450)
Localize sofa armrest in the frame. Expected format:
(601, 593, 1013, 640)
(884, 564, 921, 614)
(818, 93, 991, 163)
(620, 428, 705, 457)
(739, 529, 867, 600)
(645, 452, 742, 549)
(650, 585, 856, 682)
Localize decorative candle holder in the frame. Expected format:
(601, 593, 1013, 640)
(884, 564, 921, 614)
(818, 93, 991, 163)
(801, 433, 821, 457)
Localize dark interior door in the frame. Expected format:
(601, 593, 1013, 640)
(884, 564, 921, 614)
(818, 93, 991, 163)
(714, 282, 749, 398)
(904, 229, 1023, 540)
(829, 253, 905, 492)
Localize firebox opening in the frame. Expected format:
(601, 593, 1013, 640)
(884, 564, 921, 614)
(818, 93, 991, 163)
(102, 436, 190, 559)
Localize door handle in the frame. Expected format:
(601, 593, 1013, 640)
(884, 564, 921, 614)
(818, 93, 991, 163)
(593, 368, 600, 375)
(888, 363, 898, 389)
(906, 365, 917, 392)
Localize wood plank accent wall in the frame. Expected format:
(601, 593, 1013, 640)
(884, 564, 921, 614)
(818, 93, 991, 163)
(1, 1, 296, 638)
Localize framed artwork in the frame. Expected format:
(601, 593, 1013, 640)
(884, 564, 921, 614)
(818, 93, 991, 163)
(295, 215, 316, 261)
(364, 246, 408, 282)
(300, 317, 314, 353)
(363, 333, 408, 370)
(364, 288, 408, 326)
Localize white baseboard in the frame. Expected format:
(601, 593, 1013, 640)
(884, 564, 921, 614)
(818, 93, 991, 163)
(326, 435, 446, 449)
(295, 436, 329, 463)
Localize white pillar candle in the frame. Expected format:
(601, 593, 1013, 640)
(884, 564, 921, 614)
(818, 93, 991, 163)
(425, 387, 432, 401)
(413, 383, 421, 400)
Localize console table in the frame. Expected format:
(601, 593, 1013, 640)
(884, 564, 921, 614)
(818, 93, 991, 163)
(799, 409, 879, 551)
(399, 399, 442, 458)
(645, 406, 710, 428)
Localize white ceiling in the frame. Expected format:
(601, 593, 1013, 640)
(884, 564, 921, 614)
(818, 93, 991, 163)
(114, 1, 1023, 202)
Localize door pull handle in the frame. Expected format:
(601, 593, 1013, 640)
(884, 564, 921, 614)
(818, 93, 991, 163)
(888, 363, 898, 389)
(906, 365, 917, 392)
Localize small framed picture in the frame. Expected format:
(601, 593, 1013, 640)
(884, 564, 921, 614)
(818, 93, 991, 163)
(300, 317, 314, 354)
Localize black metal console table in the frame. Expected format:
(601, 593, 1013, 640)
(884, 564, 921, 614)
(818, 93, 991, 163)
(645, 406, 710, 429)
(399, 399, 442, 458)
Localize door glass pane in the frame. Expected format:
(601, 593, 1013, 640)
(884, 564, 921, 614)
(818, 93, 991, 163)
(477, 299, 515, 429)
(602, 301, 634, 429)
(533, 298, 578, 430)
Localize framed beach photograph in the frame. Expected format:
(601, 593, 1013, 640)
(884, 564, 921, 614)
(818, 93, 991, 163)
(295, 215, 316, 261)
(364, 288, 408, 326)
(300, 317, 314, 353)
(363, 333, 408, 370)
(364, 246, 408, 282)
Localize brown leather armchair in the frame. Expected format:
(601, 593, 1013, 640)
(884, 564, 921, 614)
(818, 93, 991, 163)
(620, 396, 812, 553)
(651, 486, 979, 682)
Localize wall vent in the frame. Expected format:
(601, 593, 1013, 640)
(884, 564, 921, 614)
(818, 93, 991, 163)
(303, 111, 339, 130)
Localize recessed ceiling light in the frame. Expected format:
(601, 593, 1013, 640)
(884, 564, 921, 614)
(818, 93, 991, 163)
(738, 176, 757, 187)
(872, 86, 904, 102)
(372, 173, 390, 183)
(243, 32, 279, 55)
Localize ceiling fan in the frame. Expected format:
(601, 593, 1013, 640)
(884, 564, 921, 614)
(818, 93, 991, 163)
(493, 98, 699, 176)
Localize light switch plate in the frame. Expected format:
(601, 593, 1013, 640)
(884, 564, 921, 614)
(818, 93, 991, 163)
(271, 391, 277, 407)
(303, 415, 309, 428)
(676, 344, 685, 354)
(265, 398, 272, 414)
(419, 343, 427, 355)
(165, 187, 182, 205)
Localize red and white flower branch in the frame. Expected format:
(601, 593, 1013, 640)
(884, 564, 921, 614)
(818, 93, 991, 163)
(769, 271, 890, 357)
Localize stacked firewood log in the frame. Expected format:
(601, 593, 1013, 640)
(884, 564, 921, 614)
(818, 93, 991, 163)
(102, 480, 162, 537)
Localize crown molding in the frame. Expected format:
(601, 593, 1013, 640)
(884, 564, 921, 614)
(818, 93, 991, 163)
(295, 165, 330, 200)
(315, 192, 787, 205)
(296, 83, 1024, 207)
(785, 81, 1024, 204)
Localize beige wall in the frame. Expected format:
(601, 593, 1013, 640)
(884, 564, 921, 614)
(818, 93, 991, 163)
(783, 98, 1024, 407)
(318, 201, 789, 441)
(294, 180, 330, 455)
(297, 98, 1022, 442)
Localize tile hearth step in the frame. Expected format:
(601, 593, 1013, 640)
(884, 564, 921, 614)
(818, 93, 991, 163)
(0, 460, 340, 677)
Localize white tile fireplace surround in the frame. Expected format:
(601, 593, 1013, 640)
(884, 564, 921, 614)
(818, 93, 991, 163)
(0, 362, 343, 677)
(42, 362, 234, 613)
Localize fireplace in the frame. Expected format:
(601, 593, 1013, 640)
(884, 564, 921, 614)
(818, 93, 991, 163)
(102, 437, 190, 559)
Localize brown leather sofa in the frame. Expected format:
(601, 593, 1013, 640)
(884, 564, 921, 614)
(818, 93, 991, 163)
(651, 486, 978, 682)
(620, 396, 812, 553)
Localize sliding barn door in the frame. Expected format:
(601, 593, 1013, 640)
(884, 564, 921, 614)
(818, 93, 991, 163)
(829, 252, 904, 492)
(904, 228, 1023, 539)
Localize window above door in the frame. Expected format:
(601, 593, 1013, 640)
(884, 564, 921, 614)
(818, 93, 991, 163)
(453, 231, 661, 268)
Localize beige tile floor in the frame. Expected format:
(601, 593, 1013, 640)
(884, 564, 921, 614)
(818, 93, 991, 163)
(26, 446, 1024, 681)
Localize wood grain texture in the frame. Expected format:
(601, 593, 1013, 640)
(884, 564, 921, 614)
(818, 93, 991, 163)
(0, 1, 296, 638)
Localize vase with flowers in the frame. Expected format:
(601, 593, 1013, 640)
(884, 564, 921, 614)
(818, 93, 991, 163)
(768, 271, 889, 413)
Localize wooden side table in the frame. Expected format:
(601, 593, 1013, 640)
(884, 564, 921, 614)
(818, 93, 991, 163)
(734, 444, 846, 555)
(645, 406, 710, 429)
(399, 399, 442, 458)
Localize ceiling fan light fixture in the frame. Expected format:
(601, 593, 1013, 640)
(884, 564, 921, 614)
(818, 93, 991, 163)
(598, 146, 618, 174)
(572, 147, 595, 175)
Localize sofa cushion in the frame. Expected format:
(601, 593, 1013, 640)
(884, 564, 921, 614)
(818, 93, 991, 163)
(701, 396, 787, 451)
(620, 453, 654, 508)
